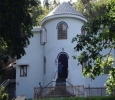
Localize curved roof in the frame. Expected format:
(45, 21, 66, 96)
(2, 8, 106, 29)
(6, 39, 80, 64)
(41, 2, 86, 25)
(47, 2, 84, 17)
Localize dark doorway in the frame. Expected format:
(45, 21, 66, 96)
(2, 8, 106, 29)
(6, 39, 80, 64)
(58, 52, 68, 78)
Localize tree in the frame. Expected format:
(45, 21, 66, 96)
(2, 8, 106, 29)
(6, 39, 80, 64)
(0, 0, 40, 78)
(0, 87, 8, 100)
(29, 0, 44, 26)
(36, 0, 60, 26)
(75, 0, 109, 20)
(36, 8, 49, 26)
(0, 0, 38, 59)
(72, 0, 115, 94)
(43, 0, 50, 10)
(50, 0, 59, 10)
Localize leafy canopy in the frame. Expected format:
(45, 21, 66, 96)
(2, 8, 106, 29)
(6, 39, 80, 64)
(72, 0, 115, 94)
(75, 0, 109, 20)
(0, 0, 38, 59)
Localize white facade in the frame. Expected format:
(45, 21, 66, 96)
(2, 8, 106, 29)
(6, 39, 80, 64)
(15, 2, 109, 98)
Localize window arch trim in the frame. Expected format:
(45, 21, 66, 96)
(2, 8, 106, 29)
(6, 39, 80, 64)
(57, 52, 69, 59)
(57, 21, 68, 39)
(56, 21, 68, 29)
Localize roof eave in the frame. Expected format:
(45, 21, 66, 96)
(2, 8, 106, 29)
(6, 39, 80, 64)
(31, 27, 42, 32)
(41, 14, 87, 26)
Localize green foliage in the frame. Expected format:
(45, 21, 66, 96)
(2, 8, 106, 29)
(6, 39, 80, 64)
(43, 0, 50, 10)
(0, 87, 8, 100)
(0, 39, 7, 55)
(27, 98, 33, 100)
(35, 96, 115, 100)
(106, 67, 115, 94)
(29, 0, 44, 26)
(35, 0, 59, 26)
(75, 0, 109, 20)
(49, 0, 60, 11)
(72, 0, 115, 94)
(36, 8, 49, 26)
(0, 0, 37, 59)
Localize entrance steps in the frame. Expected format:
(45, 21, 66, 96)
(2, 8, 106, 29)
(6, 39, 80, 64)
(44, 78, 74, 98)
(45, 86, 74, 98)
(56, 78, 66, 86)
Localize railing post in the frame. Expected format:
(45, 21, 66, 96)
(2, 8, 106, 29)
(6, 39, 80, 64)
(75, 86, 76, 96)
(88, 84, 90, 97)
(50, 87, 51, 98)
(83, 85, 85, 96)
(78, 86, 79, 97)
(65, 86, 67, 97)
(34, 88, 38, 100)
(101, 87, 102, 96)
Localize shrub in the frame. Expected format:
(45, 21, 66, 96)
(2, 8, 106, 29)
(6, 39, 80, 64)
(41, 96, 115, 100)
(0, 87, 8, 100)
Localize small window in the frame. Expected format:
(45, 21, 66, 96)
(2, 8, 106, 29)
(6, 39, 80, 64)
(20, 65, 27, 77)
(57, 22, 68, 39)
(44, 56, 46, 74)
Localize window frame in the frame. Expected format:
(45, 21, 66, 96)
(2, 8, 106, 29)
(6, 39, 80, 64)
(57, 21, 68, 40)
(44, 56, 46, 74)
(20, 65, 28, 77)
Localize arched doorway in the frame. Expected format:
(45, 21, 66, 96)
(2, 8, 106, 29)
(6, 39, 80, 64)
(57, 52, 69, 78)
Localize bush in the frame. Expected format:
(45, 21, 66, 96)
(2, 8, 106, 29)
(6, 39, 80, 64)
(39, 96, 115, 100)
(0, 87, 8, 100)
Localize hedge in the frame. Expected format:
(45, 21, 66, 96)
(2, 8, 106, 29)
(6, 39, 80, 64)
(34, 96, 115, 100)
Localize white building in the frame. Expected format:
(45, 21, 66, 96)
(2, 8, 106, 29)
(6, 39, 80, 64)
(15, 2, 109, 98)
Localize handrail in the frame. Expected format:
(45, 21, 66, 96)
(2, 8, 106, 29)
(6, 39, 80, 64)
(43, 81, 73, 89)
(36, 80, 83, 96)
(38, 68, 58, 95)
(40, 81, 56, 94)
(39, 70, 58, 95)
(34, 81, 56, 98)
(54, 70, 57, 79)
(9, 79, 16, 82)
(43, 81, 56, 89)
(0, 79, 16, 89)
(0, 79, 10, 89)
(66, 81, 73, 87)
(0, 79, 8, 87)
(66, 81, 84, 94)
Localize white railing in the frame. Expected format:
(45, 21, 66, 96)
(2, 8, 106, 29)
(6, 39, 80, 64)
(34, 85, 85, 99)
(0, 79, 16, 89)
(54, 68, 58, 80)
(66, 69, 70, 86)
(52, 69, 58, 87)
(0, 79, 10, 89)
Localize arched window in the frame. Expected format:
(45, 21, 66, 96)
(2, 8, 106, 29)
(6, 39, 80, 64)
(57, 22, 68, 39)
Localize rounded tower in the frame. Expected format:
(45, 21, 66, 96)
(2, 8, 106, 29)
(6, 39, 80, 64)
(41, 2, 87, 86)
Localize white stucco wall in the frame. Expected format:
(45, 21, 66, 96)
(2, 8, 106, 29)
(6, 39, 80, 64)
(16, 30, 44, 98)
(42, 17, 86, 86)
(42, 17, 111, 88)
(15, 15, 113, 98)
